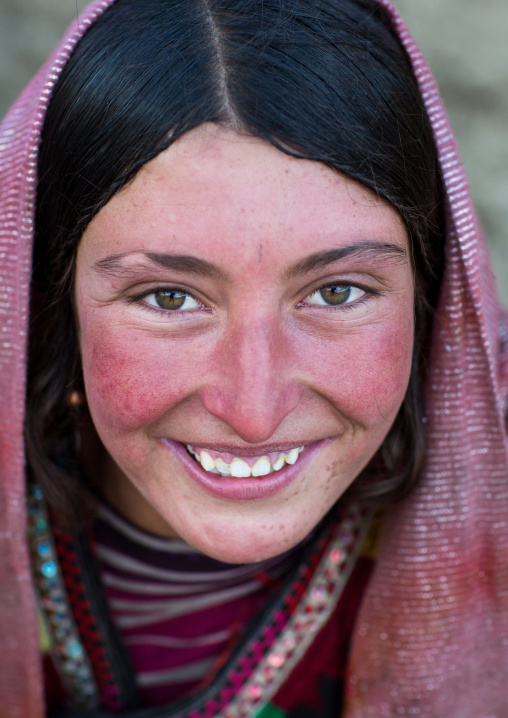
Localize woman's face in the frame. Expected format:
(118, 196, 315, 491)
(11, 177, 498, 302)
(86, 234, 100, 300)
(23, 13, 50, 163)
(75, 124, 414, 563)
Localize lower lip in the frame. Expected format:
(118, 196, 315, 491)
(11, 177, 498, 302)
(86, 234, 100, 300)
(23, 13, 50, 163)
(161, 438, 329, 500)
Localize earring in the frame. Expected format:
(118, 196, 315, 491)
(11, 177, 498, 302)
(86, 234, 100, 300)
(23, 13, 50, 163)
(66, 390, 85, 456)
(67, 390, 85, 408)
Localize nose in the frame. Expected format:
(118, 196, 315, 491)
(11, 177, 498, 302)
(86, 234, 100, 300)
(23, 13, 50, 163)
(199, 315, 301, 444)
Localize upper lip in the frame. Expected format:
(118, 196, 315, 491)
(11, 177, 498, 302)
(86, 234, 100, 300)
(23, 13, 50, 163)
(180, 440, 324, 456)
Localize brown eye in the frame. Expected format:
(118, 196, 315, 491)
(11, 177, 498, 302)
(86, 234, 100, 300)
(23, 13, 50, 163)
(319, 286, 351, 305)
(305, 284, 365, 307)
(155, 291, 186, 309)
(144, 290, 200, 311)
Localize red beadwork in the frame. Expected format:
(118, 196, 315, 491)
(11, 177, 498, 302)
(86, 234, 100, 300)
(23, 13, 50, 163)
(267, 653, 285, 668)
(52, 523, 122, 711)
(248, 683, 262, 700)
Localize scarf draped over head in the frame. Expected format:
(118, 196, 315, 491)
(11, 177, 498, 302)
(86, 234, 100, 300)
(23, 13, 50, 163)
(0, 1, 507, 715)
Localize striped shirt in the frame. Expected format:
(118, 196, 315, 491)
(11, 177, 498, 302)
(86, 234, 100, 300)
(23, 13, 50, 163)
(93, 502, 305, 707)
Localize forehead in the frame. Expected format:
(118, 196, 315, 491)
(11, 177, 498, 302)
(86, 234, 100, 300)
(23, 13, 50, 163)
(81, 123, 407, 265)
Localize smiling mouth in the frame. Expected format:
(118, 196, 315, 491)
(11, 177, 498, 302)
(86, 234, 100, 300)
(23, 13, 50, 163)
(185, 444, 306, 478)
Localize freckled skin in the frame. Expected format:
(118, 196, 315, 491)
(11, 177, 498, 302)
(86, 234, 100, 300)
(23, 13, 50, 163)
(75, 123, 414, 564)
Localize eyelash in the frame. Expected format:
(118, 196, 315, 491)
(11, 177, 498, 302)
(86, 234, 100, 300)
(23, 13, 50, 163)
(130, 282, 376, 317)
(128, 288, 206, 317)
(298, 284, 373, 312)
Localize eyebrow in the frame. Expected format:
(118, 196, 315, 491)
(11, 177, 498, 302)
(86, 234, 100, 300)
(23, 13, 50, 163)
(93, 252, 228, 282)
(284, 241, 407, 279)
(93, 241, 407, 282)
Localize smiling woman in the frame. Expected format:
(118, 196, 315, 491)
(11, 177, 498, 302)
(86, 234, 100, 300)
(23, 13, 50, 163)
(73, 126, 415, 560)
(31, 0, 443, 541)
(1, 0, 508, 717)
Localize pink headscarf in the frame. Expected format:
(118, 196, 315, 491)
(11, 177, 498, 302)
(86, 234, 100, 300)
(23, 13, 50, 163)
(1, 1, 507, 716)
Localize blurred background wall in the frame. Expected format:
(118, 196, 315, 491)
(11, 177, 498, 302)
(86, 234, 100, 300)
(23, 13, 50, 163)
(1, 0, 507, 303)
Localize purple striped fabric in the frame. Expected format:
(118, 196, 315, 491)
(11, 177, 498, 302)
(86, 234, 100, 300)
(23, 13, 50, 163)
(93, 501, 304, 707)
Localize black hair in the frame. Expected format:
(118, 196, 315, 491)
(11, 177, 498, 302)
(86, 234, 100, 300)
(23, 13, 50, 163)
(28, 0, 444, 522)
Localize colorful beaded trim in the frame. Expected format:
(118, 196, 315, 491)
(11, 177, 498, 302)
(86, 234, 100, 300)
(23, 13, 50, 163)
(223, 502, 369, 718)
(28, 485, 369, 717)
(27, 485, 99, 709)
(180, 501, 370, 718)
(52, 525, 128, 711)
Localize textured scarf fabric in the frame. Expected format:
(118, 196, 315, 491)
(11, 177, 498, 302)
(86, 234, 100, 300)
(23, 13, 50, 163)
(0, 1, 507, 716)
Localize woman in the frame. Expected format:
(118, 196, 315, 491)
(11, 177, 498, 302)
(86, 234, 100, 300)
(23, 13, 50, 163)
(1, 0, 507, 716)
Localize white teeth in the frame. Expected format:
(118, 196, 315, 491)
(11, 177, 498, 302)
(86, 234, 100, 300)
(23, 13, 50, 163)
(230, 458, 251, 478)
(186, 444, 307, 477)
(285, 448, 299, 465)
(272, 455, 285, 472)
(215, 458, 231, 475)
(199, 451, 216, 472)
(251, 457, 271, 477)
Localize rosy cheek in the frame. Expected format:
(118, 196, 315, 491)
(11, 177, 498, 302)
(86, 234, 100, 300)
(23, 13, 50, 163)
(297, 314, 414, 425)
(80, 323, 205, 435)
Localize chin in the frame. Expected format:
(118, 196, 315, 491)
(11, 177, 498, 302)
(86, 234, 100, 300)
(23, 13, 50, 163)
(171, 513, 309, 565)
(187, 537, 295, 565)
